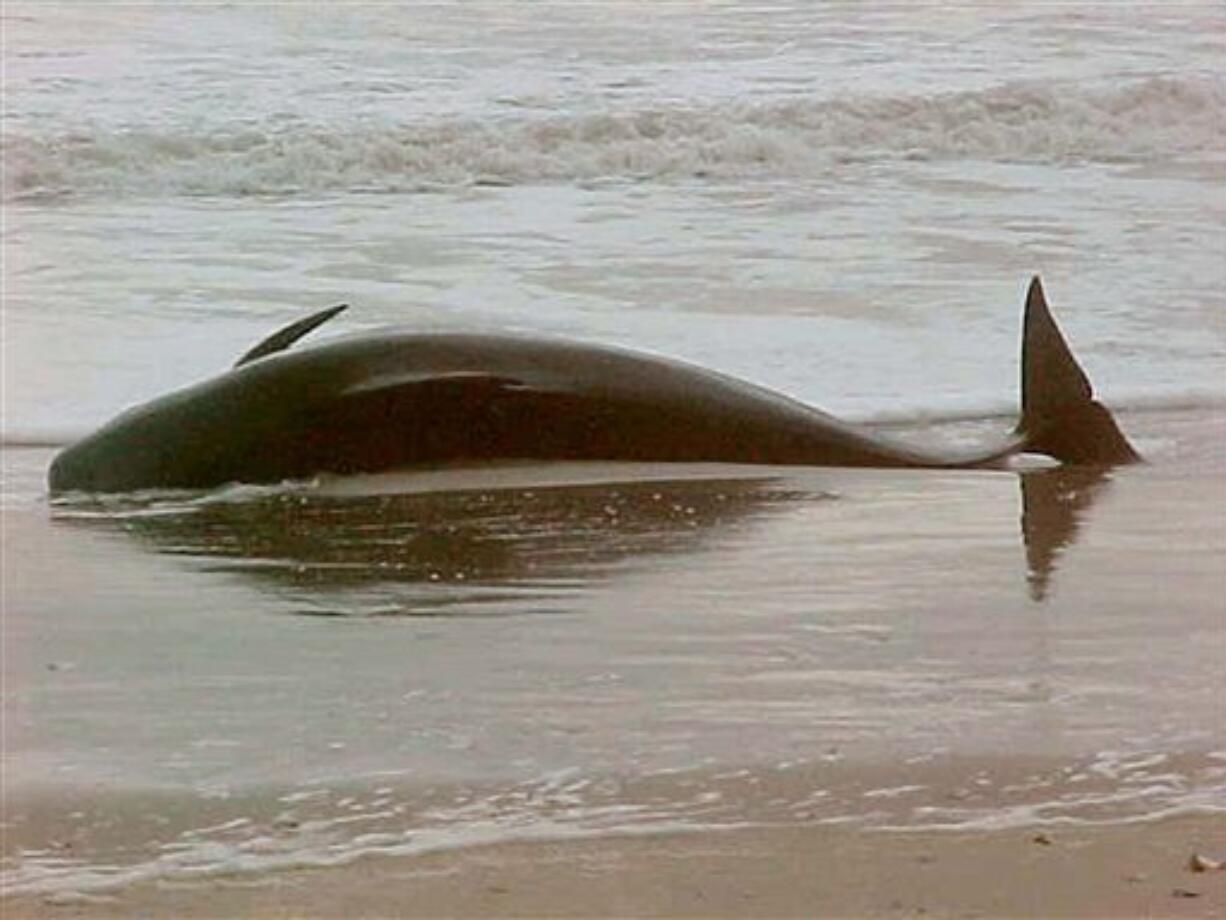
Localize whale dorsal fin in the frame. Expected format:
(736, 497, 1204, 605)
(234, 304, 349, 368)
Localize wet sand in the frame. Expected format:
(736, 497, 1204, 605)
(9, 815, 1225, 918)
(4, 407, 1224, 917)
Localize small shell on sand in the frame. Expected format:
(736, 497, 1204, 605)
(1188, 853, 1223, 873)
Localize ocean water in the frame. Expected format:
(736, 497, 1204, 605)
(3, 1, 1224, 900)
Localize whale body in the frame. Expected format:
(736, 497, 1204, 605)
(47, 277, 1139, 494)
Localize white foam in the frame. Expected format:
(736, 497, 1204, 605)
(889, 788, 1226, 834)
(0, 814, 724, 900)
(6, 77, 1223, 201)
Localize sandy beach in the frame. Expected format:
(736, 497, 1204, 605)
(5, 407, 1225, 918)
(9, 814, 1225, 918)
(7, 736, 1226, 917)
(5, 5, 1224, 915)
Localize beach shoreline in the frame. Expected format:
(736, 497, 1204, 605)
(7, 815, 1224, 918)
(5, 407, 1224, 916)
(6, 3, 1225, 915)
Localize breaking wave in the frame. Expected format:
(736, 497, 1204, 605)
(6, 76, 1223, 201)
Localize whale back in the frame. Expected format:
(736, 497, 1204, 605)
(47, 279, 1141, 494)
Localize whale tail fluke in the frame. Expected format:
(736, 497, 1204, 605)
(1016, 276, 1140, 465)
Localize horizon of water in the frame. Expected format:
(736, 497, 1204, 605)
(2, 1, 1224, 902)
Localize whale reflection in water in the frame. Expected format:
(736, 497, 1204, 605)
(1019, 465, 1112, 602)
(53, 473, 815, 617)
(52, 461, 1109, 612)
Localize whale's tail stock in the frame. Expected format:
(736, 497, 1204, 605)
(1016, 276, 1140, 466)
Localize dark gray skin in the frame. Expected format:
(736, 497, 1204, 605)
(48, 278, 1139, 495)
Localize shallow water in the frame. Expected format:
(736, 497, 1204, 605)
(5, 408, 1226, 895)
(2, 0, 1225, 900)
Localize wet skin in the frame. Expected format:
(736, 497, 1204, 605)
(47, 278, 1139, 495)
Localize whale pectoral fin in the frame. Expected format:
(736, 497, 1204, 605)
(234, 304, 349, 368)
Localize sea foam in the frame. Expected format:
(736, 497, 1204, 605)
(6, 76, 1223, 201)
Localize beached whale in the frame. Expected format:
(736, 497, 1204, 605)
(47, 277, 1139, 494)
